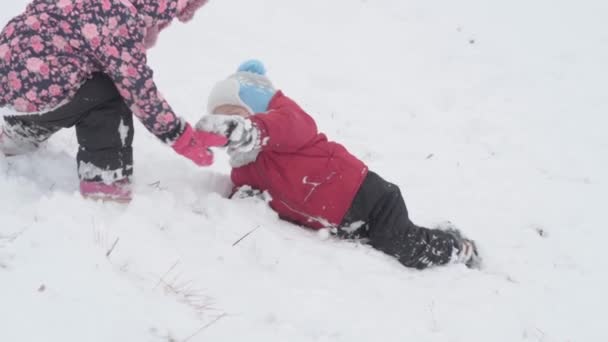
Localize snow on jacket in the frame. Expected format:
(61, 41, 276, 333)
(0, 0, 208, 143)
(231, 91, 369, 229)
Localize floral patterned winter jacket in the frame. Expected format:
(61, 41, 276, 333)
(0, 0, 208, 143)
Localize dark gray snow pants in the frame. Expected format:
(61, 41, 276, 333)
(3, 73, 134, 182)
(339, 171, 460, 269)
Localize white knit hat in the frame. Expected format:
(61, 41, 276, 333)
(207, 60, 276, 115)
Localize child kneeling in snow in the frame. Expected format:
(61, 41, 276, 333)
(0, 0, 226, 202)
(197, 60, 481, 270)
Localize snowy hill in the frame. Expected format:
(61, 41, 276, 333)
(1, 0, 607, 341)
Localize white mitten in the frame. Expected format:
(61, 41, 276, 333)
(197, 115, 259, 150)
(196, 115, 262, 167)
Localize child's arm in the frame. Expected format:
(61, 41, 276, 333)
(197, 92, 318, 154)
(250, 91, 318, 153)
(91, 10, 183, 144)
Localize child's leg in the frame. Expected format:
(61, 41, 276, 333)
(2, 73, 134, 184)
(367, 183, 459, 269)
(1, 116, 60, 155)
(74, 96, 134, 183)
(340, 172, 462, 269)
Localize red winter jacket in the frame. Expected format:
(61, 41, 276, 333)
(231, 92, 368, 229)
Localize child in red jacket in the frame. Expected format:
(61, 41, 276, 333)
(197, 60, 481, 269)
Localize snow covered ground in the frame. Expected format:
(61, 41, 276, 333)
(2, 0, 607, 341)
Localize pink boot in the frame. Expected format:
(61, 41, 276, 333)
(80, 179, 132, 203)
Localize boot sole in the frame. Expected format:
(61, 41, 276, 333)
(81, 193, 132, 204)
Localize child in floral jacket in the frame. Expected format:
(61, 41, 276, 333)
(197, 60, 481, 270)
(0, 0, 226, 202)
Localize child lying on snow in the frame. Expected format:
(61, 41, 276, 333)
(197, 60, 481, 270)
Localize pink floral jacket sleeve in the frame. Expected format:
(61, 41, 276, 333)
(0, 0, 208, 143)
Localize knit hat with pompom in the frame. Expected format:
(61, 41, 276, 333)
(207, 60, 276, 115)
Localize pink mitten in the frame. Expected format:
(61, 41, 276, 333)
(172, 123, 228, 166)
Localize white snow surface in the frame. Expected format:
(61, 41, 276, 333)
(1, 0, 608, 341)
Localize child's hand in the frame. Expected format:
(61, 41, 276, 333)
(172, 123, 228, 166)
(196, 115, 260, 153)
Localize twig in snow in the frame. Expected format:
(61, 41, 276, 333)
(232, 225, 260, 247)
(5, 162, 13, 176)
(162, 275, 216, 316)
(148, 180, 168, 191)
(105, 237, 120, 258)
(155, 260, 180, 290)
(0, 228, 27, 244)
(534, 226, 548, 238)
(535, 327, 546, 341)
(429, 300, 439, 332)
(148, 181, 161, 188)
(92, 217, 104, 247)
(182, 313, 227, 342)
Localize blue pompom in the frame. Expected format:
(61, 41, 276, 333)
(237, 59, 267, 75)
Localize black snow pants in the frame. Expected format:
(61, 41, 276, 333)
(3, 73, 134, 182)
(339, 171, 460, 269)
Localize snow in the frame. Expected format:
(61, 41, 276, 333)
(78, 160, 129, 185)
(2, 0, 608, 341)
(118, 117, 130, 147)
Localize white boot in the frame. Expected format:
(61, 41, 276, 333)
(455, 239, 482, 269)
(447, 229, 482, 269)
(0, 124, 39, 156)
